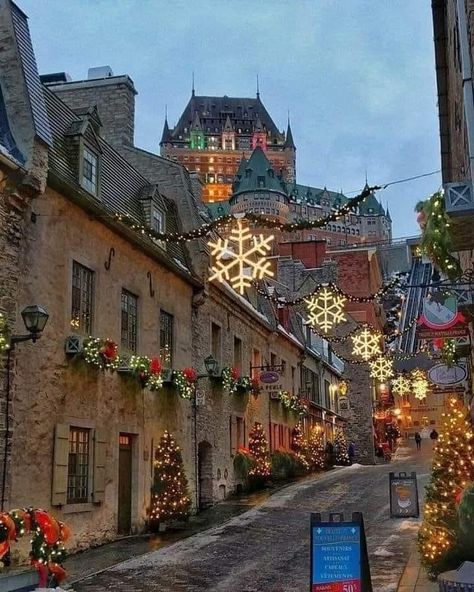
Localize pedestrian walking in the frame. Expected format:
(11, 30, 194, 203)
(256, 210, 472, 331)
(348, 441, 355, 464)
(414, 431, 422, 451)
(325, 441, 334, 467)
(430, 429, 439, 448)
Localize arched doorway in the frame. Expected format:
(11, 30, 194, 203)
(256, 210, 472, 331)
(198, 441, 213, 510)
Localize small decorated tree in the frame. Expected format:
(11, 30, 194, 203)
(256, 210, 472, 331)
(291, 422, 309, 471)
(418, 398, 474, 576)
(248, 422, 271, 480)
(334, 428, 350, 465)
(149, 431, 191, 530)
(305, 426, 325, 471)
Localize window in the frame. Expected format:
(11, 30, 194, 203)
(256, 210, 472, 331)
(251, 349, 261, 379)
(291, 366, 296, 392)
(270, 352, 277, 370)
(152, 209, 164, 233)
(121, 289, 138, 352)
(67, 427, 90, 503)
(324, 380, 330, 409)
(71, 261, 94, 333)
(281, 359, 286, 376)
(81, 146, 98, 194)
(211, 322, 222, 364)
(236, 416, 245, 449)
(160, 310, 174, 367)
(233, 336, 243, 372)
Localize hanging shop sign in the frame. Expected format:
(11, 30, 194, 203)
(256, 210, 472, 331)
(417, 290, 467, 338)
(389, 472, 419, 518)
(259, 370, 280, 384)
(428, 363, 467, 387)
(310, 512, 373, 592)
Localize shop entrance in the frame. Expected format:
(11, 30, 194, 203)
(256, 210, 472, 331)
(118, 433, 133, 534)
(198, 441, 213, 510)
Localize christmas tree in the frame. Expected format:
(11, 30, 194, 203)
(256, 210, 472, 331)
(291, 422, 309, 471)
(418, 398, 474, 576)
(248, 422, 271, 479)
(149, 431, 191, 530)
(305, 426, 325, 471)
(334, 428, 350, 465)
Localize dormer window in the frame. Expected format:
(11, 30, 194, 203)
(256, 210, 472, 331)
(152, 208, 165, 234)
(257, 176, 265, 188)
(81, 146, 98, 195)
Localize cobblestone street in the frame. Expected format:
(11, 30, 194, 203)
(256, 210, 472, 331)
(73, 444, 432, 592)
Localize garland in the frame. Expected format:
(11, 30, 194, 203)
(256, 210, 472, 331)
(83, 337, 120, 370)
(129, 355, 163, 390)
(310, 316, 419, 345)
(172, 368, 197, 399)
(254, 276, 400, 306)
(0, 509, 69, 587)
(114, 185, 378, 244)
(0, 313, 9, 354)
(279, 391, 308, 416)
(221, 367, 253, 395)
(416, 191, 462, 279)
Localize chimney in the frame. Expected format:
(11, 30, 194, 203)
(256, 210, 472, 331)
(43, 66, 137, 148)
(278, 307, 290, 331)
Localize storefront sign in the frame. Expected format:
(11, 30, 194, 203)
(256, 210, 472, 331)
(389, 472, 419, 518)
(310, 512, 372, 592)
(338, 396, 349, 411)
(428, 364, 467, 386)
(417, 291, 467, 338)
(259, 370, 280, 384)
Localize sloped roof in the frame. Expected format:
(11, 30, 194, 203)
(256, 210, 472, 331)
(288, 182, 348, 208)
(232, 147, 288, 197)
(0, 84, 24, 163)
(171, 94, 283, 141)
(284, 121, 295, 149)
(358, 189, 385, 216)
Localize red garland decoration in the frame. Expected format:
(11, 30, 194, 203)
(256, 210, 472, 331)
(150, 357, 162, 375)
(231, 367, 240, 381)
(433, 338, 444, 350)
(183, 367, 197, 383)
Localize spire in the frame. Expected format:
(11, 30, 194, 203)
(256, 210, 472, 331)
(254, 114, 264, 132)
(256, 74, 260, 99)
(192, 71, 195, 97)
(160, 115, 172, 145)
(284, 115, 296, 149)
(386, 204, 392, 221)
(223, 114, 233, 132)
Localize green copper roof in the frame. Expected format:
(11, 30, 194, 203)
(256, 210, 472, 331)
(288, 182, 348, 207)
(207, 201, 231, 219)
(232, 146, 287, 196)
(358, 189, 385, 216)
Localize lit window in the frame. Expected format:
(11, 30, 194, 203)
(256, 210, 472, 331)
(71, 261, 94, 333)
(160, 310, 174, 367)
(81, 147, 98, 194)
(67, 427, 90, 503)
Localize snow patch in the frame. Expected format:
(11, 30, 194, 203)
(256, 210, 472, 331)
(397, 519, 420, 531)
(374, 547, 395, 557)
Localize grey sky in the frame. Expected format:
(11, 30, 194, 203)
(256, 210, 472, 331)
(19, 0, 440, 238)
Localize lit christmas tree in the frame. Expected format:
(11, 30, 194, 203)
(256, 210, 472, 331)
(292, 422, 309, 470)
(305, 426, 325, 471)
(418, 398, 474, 576)
(334, 428, 350, 466)
(148, 431, 191, 530)
(248, 422, 271, 479)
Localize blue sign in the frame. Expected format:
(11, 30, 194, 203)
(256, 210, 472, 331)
(311, 524, 361, 592)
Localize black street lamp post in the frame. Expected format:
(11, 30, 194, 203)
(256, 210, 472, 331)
(1, 305, 49, 510)
(193, 355, 219, 512)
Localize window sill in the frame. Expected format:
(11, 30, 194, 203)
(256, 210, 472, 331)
(62, 502, 95, 514)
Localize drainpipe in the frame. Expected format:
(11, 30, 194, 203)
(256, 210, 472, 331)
(457, 0, 474, 182)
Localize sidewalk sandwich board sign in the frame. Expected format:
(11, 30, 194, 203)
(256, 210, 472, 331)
(389, 472, 419, 518)
(310, 512, 372, 592)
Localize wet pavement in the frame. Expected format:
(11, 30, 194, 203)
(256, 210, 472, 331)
(71, 442, 432, 592)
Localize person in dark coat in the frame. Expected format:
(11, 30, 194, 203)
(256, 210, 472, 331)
(348, 441, 356, 464)
(414, 432, 422, 451)
(430, 429, 439, 448)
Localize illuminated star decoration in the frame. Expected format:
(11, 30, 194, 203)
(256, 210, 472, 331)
(411, 369, 430, 400)
(351, 327, 382, 361)
(391, 374, 411, 396)
(208, 219, 274, 295)
(369, 356, 395, 381)
(305, 287, 347, 333)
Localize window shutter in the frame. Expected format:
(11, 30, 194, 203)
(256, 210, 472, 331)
(230, 416, 237, 455)
(93, 428, 107, 503)
(52, 423, 69, 506)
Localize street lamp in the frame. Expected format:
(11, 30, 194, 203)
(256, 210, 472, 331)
(2, 305, 49, 511)
(203, 355, 219, 377)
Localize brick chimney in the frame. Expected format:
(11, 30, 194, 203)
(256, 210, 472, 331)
(278, 306, 290, 331)
(278, 240, 327, 269)
(42, 66, 137, 148)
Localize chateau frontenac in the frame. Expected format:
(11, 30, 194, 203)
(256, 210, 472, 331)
(161, 90, 392, 246)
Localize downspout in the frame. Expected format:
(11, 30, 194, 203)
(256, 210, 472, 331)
(457, 0, 474, 182)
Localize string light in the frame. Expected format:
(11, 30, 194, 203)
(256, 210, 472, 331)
(0, 314, 10, 354)
(305, 287, 347, 333)
(248, 423, 271, 478)
(391, 374, 411, 396)
(351, 327, 382, 361)
(369, 356, 395, 381)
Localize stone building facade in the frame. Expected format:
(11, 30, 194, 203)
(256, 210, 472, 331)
(0, 0, 346, 554)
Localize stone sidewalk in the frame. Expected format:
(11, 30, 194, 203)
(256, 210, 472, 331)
(397, 545, 437, 592)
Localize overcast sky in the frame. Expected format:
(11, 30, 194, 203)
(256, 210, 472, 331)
(19, 0, 441, 239)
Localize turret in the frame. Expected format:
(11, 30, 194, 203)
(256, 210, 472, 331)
(189, 111, 205, 150)
(283, 119, 296, 181)
(222, 114, 235, 151)
(252, 114, 267, 151)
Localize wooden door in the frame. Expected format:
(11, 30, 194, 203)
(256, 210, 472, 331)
(118, 434, 132, 534)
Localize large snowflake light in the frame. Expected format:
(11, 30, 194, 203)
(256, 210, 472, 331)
(351, 327, 382, 361)
(369, 356, 394, 381)
(305, 287, 347, 333)
(208, 219, 274, 294)
(391, 374, 411, 396)
(411, 368, 430, 400)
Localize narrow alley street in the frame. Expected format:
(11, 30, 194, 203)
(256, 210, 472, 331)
(72, 443, 432, 592)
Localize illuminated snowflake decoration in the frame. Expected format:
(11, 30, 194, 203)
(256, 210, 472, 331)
(208, 219, 274, 294)
(391, 374, 411, 396)
(369, 356, 394, 382)
(410, 369, 430, 400)
(305, 287, 347, 333)
(351, 327, 382, 361)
